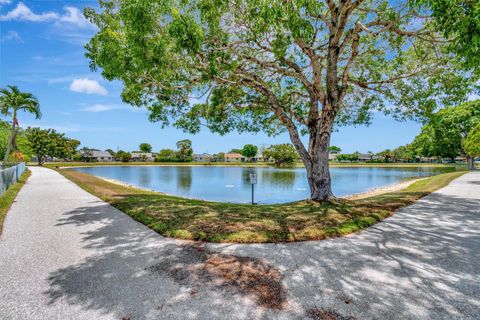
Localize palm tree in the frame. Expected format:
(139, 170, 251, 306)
(0, 86, 41, 168)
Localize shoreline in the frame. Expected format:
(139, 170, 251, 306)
(344, 177, 425, 200)
(97, 175, 424, 203)
(56, 168, 467, 243)
(43, 161, 464, 170)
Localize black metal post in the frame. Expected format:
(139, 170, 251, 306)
(251, 184, 254, 205)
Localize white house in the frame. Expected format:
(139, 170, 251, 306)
(358, 153, 378, 161)
(193, 153, 214, 162)
(328, 152, 338, 160)
(80, 150, 113, 162)
(130, 152, 156, 162)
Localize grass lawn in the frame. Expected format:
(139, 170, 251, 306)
(57, 168, 466, 243)
(0, 169, 31, 235)
(42, 161, 466, 169)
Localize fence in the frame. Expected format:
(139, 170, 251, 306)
(0, 162, 26, 196)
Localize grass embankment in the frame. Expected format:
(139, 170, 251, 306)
(41, 161, 464, 169)
(0, 169, 31, 235)
(57, 168, 466, 243)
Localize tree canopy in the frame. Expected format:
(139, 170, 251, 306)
(241, 144, 258, 159)
(116, 150, 132, 162)
(329, 146, 341, 153)
(413, 0, 480, 72)
(336, 153, 359, 162)
(175, 139, 193, 162)
(25, 127, 80, 165)
(156, 149, 176, 162)
(139, 143, 152, 153)
(263, 144, 299, 166)
(412, 100, 480, 169)
(464, 122, 480, 159)
(85, 0, 478, 200)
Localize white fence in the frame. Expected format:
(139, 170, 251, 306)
(0, 162, 26, 196)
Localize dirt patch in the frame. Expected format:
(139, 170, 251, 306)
(145, 244, 286, 309)
(306, 307, 356, 320)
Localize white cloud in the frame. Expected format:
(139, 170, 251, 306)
(0, 0, 11, 7)
(69, 78, 108, 95)
(79, 104, 132, 113)
(0, 2, 93, 28)
(58, 7, 90, 28)
(0, 2, 58, 22)
(0, 0, 11, 9)
(1, 30, 23, 43)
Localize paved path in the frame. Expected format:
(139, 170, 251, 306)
(0, 167, 479, 320)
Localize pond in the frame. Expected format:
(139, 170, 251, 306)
(70, 165, 456, 204)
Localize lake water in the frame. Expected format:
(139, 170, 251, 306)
(71, 165, 454, 204)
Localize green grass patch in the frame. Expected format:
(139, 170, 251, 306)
(0, 169, 31, 235)
(56, 169, 466, 243)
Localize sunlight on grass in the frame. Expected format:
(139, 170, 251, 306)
(57, 169, 466, 243)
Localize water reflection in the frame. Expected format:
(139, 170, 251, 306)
(138, 167, 152, 186)
(72, 165, 456, 204)
(176, 166, 192, 191)
(241, 169, 256, 186)
(260, 170, 297, 190)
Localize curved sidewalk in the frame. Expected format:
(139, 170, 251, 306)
(0, 167, 479, 319)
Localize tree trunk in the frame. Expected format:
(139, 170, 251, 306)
(286, 114, 335, 202)
(2, 116, 16, 168)
(467, 156, 475, 170)
(305, 148, 333, 201)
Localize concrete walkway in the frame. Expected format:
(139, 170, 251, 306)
(0, 167, 479, 320)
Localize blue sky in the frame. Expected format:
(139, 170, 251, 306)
(0, 0, 425, 153)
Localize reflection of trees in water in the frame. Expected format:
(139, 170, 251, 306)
(157, 167, 174, 183)
(262, 170, 296, 189)
(241, 169, 257, 186)
(176, 166, 192, 191)
(239, 168, 297, 189)
(138, 167, 152, 185)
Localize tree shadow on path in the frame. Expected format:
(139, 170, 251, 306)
(43, 188, 480, 319)
(44, 203, 291, 320)
(209, 192, 480, 320)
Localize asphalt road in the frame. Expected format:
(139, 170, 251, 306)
(0, 167, 479, 319)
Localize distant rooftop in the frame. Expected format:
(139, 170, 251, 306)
(80, 150, 112, 158)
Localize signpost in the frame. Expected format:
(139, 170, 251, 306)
(249, 173, 257, 205)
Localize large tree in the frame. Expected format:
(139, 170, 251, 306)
(0, 86, 41, 168)
(241, 144, 258, 160)
(156, 149, 176, 162)
(25, 128, 80, 165)
(176, 139, 193, 162)
(464, 123, 480, 163)
(263, 144, 300, 166)
(412, 100, 480, 169)
(139, 143, 152, 153)
(329, 146, 342, 153)
(85, 0, 477, 200)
